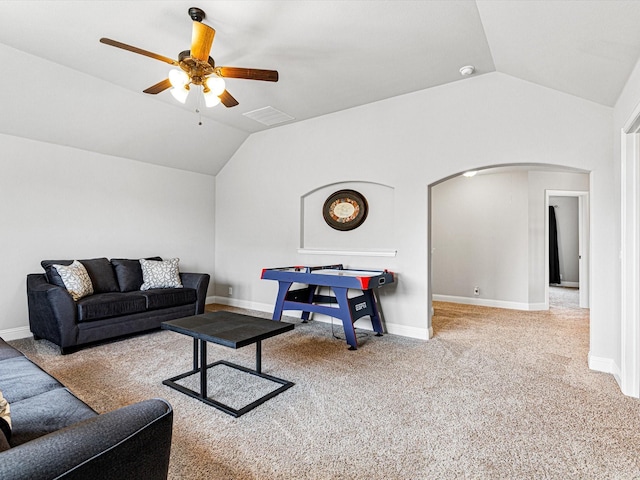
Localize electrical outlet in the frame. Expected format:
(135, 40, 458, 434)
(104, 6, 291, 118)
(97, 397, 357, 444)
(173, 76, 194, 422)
(473, 286, 480, 296)
(228, 286, 233, 296)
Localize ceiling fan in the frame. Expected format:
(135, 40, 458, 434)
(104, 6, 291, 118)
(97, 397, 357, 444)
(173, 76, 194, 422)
(99, 7, 278, 108)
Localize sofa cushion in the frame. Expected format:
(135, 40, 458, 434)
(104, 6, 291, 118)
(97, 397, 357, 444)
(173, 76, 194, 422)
(78, 258, 119, 294)
(53, 260, 94, 301)
(9, 388, 97, 447)
(76, 292, 147, 322)
(0, 357, 63, 403)
(111, 257, 162, 292)
(41, 259, 73, 288)
(139, 288, 197, 310)
(140, 258, 183, 290)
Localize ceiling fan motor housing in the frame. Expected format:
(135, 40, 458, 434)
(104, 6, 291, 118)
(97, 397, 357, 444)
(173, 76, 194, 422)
(177, 50, 216, 86)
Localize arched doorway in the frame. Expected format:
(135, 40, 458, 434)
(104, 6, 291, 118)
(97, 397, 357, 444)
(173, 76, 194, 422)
(428, 164, 590, 314)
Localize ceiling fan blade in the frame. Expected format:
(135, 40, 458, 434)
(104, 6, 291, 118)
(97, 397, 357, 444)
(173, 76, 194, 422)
(191, 21, 215, 62)
(215, 67, 279, 82)
(219, 90, 239, 108)
(100, 38, 178, 66)
(143, 78, 172, 95)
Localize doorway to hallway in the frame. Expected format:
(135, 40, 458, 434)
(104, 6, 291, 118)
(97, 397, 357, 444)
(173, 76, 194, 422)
(545, 190, 589, 309)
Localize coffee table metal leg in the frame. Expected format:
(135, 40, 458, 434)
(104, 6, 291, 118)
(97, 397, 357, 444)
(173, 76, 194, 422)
(256, 340, 262, 373)
(163, 337, 293, 417)
(200, 339, 207, 398)
(192, 338, 198, 371)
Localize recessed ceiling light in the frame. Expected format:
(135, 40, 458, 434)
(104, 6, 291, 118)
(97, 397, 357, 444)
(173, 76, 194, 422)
(463, 171, 477, 177)
(459, 65, 475, 76)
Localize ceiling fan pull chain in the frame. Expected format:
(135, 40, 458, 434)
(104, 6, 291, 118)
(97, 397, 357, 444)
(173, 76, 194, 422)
(196, 91, 203, 125)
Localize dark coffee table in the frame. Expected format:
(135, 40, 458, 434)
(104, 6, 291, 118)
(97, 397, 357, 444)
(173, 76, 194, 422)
(161, 311, 294, 417)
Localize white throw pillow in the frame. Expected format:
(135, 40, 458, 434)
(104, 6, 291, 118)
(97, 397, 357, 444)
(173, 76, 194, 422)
(140, 258, 183, 290)
(0, 390, 11, 430)
(53, 260, 94, 301)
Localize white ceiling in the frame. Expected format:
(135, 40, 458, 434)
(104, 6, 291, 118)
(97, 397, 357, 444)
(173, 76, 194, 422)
(1, 0, 640, 175)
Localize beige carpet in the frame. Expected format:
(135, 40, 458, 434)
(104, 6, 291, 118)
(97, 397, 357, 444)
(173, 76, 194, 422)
(549, 285, 580, 309)
(9, 301, 640, 479)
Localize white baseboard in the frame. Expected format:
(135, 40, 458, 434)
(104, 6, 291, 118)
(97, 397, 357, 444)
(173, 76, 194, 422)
(0, 326, 32, 341)
(432, 294, 547, 311)
(391, 322, 430, 341)
(212, 296, 274, 313)
(588, 352, 621, 386)
(212, 297, 429, 341)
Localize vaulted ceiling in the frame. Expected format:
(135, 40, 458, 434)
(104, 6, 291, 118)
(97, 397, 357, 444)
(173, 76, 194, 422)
(1, 1, 640, 175)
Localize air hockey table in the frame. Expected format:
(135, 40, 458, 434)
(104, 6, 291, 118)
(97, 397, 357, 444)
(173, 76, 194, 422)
(260, 264, 394, 350)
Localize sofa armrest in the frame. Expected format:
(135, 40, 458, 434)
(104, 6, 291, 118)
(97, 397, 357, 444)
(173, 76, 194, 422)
(180, 272, 210, 314)
(27, 274, 78, 349)
(0, 398, 173, 480)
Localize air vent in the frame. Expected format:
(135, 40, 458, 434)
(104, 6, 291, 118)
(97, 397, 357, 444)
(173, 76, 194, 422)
(243, 106, 294, 126)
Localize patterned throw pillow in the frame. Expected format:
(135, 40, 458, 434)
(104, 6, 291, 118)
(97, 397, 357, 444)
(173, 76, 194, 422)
(0, 389, 11, 444)
(54, 260, 94, 301)
(140, 258, 183, 290)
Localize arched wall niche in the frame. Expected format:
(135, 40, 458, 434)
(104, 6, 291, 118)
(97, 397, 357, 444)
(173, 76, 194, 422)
(300, 181, 396, 256)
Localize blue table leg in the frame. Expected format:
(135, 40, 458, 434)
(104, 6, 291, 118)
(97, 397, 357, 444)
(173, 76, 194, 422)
(366, 290, 384, 336)
(333, 287, 358, 350)
(272, 281, 292, 320)
(300, 285, 317, 323)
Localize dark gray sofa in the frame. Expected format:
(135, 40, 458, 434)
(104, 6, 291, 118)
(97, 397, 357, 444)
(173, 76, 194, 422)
(0, 337, 173, 480)
(27, 257, 210, 353)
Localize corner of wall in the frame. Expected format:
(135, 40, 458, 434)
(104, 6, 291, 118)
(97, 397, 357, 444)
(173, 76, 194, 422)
(588, 352, 622, 389)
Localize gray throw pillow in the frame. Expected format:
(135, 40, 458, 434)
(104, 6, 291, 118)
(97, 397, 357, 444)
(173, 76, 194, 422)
(78, 258, 119, 293)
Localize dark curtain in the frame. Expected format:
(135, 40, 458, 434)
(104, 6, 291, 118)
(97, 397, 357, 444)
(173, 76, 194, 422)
(549, 206, 561, 284)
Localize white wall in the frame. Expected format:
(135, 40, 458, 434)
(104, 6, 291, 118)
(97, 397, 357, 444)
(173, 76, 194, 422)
(549, 196, 580, 284)
(301, 181, 396, 253)
(0, 134, 216, 337)
(431, 171, 530, 307)
(431, 170, 588, 310)
(215, 72, 614, 357)
(614, 52, 640, 392)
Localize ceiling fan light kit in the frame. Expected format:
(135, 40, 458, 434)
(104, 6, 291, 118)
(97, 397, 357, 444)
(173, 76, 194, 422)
(204, 76, 225, 96)
(170, 85, 189, 104)
(203, 89, 221, 108)
(99, 6, 278, 110)
(169, 69, 189, 89)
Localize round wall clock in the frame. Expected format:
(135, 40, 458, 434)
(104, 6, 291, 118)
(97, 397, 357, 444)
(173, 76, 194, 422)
(322, 189, 369, 231)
